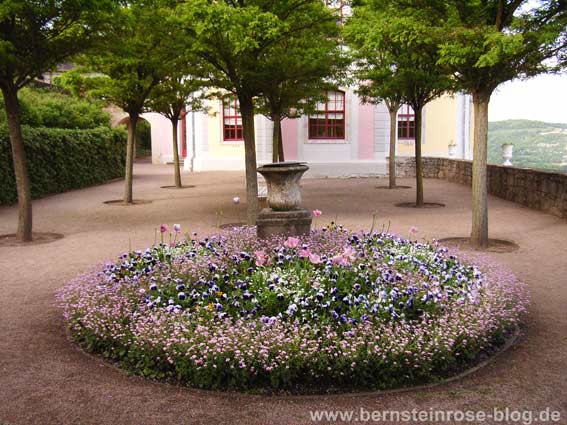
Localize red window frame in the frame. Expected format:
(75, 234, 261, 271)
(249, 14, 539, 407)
(223, 97, 243, 142)
(397, 104, 415, 140)
(325, 0, 345, 20)
(308, 90, 346, 140)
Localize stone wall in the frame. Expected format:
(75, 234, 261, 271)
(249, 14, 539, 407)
(391, 156, 567, 219)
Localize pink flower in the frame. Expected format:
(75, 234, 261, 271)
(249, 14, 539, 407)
(332, 255, 349, 266)
(160, 224, 169, 233)
(299, 248, 311, 258)
(173, 224, 181, 233)
(409, 226, 418, 234)
(331, 246, 357, 266)
(312, 209, 322, 217)
(233, 196, 240, 204)
(308, 253, 322, 264)
(284, 236, 300, 249)
(342, 246, 356, 262)
(254, 250, 268, 266)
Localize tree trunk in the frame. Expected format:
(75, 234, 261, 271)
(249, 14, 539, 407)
(470, 91, 491, 249)
(278, 120, 285, 162)
(239, 97, 259, 224)
(388, 109, 398, 189)
(1, 84, 33, 241)
(272, 112, 281, 163)
(170, 117, 182, 188)
(123, 113, 138, 204)
(414, 106, 424, 207)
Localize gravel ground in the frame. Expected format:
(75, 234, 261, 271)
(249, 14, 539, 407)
(0, 162, 565, 425)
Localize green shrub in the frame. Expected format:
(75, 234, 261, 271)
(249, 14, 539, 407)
(0, 125, 126, 205)
(136, 119, 152, 158)
(0, 87, 111, 129)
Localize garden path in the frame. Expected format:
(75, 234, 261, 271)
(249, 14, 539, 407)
(0, 162, 566, 425)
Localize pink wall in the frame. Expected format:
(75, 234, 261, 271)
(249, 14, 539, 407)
(358, 103, 375, 160)
(281, 118, 298, 160)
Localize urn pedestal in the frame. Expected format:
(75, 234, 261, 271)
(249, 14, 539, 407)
(502, 144, 514, 166)
(256, 208, 312, 239)
(256, 162, 312, 238)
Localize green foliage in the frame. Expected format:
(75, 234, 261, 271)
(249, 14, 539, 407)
(179, 0, 343, 103)
(54, 70, 111, 100)
(488, 120, 567, 172)
(148, 75, 208, 121)
(345, 0, 453, 110)
(0, 125, 126, 205)
(0, 0, 117, 90)
(135, 119, 152, 157)
(81, 2, 182, 116)
(252, 2, 347, 121)
(437, 1, 567, 96)
(0, 87, 110, 129)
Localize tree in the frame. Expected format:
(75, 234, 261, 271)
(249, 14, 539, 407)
(346, 0, 452, 205)
(383, 99, 402, 189)
(179, 0, 340, 223)
(344, 27, 404, 188)
(148, 74, 208, 188)
(437, 1, 567, 248)
(84, 2, 174, 204)
(256, 79, 326, 164)
(0, 0, 116, 241)
(254, 16, 347, 163)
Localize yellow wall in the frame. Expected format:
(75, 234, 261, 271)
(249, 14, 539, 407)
(206, 99, 245, 159)
(398, 94, 457, 157)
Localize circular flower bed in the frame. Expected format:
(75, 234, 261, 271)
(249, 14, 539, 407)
(59, 225, 528, 392)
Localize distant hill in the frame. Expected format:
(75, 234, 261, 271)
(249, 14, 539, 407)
(488, 119, 567, 172)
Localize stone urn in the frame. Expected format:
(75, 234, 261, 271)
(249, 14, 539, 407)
(502, 143, 514, 166)
(448, 144, 457, 158)
(256, 162, 312, 238)
(257, 162, 308, 210)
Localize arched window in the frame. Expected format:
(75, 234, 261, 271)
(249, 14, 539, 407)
(223, 97, 243, 141)
(308, 90, 345, 140)
(397, 104, 415, 140)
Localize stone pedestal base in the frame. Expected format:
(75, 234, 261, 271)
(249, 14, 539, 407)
(256, 208, 312, 239)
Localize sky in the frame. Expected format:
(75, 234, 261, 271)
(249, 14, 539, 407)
(489, 73, 567, 124)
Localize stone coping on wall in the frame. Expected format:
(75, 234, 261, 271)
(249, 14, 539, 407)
(388, 156, 567, 219)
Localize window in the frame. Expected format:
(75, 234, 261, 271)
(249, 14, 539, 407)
(325, 0, 348, 20)
(223, 97, 243, 141)
(308, 90, 345, 140)
(397, 104, 415, 140)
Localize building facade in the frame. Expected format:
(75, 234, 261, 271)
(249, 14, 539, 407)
(142, 89, 474, 178)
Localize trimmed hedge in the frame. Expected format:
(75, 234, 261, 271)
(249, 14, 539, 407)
(0, 125, 127, 205)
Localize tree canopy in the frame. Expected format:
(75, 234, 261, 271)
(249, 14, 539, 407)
(438, 0, 567, 100)
(0, 0, 116, 91)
